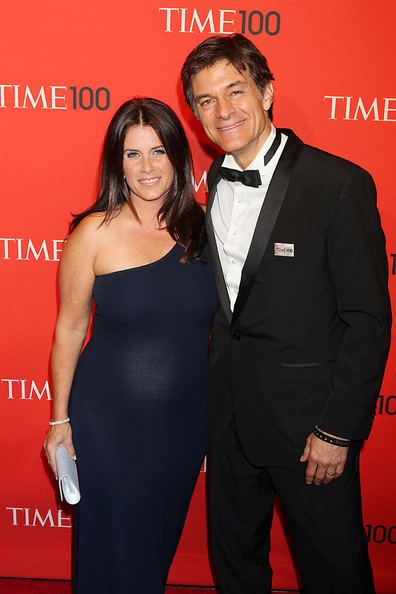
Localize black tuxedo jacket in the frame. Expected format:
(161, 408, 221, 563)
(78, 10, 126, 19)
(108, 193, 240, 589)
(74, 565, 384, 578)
(206, 129, 391, 466)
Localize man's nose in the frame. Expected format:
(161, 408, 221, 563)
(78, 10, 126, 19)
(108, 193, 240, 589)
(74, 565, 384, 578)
(216, 96, 235, 119)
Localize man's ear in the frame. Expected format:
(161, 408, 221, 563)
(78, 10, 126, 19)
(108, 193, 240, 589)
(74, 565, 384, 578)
(262, 83, 274, 112)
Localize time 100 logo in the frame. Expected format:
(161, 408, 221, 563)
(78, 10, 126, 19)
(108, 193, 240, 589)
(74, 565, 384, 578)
(70, 86, 110, 110)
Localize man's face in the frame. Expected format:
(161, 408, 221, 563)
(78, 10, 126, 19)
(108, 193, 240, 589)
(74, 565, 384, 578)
(191, 59, 273, 169)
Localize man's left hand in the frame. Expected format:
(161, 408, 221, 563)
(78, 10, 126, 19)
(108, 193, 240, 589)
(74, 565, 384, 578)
(300, 433, 348, 485)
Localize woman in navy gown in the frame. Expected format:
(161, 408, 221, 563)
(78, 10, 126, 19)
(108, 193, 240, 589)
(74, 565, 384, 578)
(44, 98, 217, 594)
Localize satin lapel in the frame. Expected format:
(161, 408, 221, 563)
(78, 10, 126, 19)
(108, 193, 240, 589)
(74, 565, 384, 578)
(206, 167, 232, 324)
(231, 130, 304, 329)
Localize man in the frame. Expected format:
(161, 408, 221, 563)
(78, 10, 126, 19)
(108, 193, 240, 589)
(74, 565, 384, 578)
(181, 34, 391, 594)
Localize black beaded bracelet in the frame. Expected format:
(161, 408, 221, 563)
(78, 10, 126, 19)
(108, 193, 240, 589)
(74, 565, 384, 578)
(313, 427, 351, 447)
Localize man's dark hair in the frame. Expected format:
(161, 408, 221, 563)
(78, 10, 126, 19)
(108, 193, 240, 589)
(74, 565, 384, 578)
(181, 33, 275, 120)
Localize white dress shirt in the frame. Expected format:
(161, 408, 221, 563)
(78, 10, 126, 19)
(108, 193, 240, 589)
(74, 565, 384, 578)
(211, 125, 288, 311)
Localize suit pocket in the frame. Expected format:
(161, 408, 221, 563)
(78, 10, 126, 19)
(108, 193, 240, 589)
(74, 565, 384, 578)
(279, 361, 335, 383)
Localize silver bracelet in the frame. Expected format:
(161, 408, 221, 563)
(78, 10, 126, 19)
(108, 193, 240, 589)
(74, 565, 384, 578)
(48, 417, 70, 426)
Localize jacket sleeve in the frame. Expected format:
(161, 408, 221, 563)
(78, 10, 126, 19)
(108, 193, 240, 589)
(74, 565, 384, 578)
(317, 167, 391, 440)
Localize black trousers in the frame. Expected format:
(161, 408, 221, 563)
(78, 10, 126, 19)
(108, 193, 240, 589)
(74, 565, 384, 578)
(208, 422, 375, 594)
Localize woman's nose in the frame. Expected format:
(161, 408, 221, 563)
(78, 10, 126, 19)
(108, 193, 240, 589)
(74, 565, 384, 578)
(141, 155, 154, 172)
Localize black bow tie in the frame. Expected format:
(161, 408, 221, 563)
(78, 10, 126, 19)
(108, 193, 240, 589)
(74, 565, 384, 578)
(219, 130, 282, 188)
(219, 167, 261, 187)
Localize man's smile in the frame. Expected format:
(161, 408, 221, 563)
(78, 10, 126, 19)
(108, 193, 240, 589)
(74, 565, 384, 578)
(216, 120, 246, 133)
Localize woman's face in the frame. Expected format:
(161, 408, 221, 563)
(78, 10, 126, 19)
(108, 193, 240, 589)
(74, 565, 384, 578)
(123, 125, 174, 205)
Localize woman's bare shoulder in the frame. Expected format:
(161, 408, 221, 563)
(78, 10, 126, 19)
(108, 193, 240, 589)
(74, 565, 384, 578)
(74, 212, 108, 233)
(69, 212, 109, 242)
(61, 213, 110, 264)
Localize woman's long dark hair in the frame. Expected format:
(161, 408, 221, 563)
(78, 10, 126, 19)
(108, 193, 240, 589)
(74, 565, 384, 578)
(70, 98, 205, 261)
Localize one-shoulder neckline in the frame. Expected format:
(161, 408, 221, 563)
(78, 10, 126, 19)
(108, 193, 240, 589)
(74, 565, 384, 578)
(95, 243, 180, 279)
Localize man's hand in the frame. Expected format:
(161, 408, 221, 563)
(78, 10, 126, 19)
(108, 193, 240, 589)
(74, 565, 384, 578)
(300, 433, 348, 485)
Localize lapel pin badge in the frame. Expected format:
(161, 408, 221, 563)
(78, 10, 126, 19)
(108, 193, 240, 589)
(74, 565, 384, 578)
(274, 242, 294, 257)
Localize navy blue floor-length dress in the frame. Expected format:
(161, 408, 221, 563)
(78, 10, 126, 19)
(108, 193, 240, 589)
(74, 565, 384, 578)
(68, 244, 218, 594)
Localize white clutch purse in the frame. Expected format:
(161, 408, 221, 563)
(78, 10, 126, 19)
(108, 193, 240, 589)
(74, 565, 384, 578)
(55, 446, 81, 505)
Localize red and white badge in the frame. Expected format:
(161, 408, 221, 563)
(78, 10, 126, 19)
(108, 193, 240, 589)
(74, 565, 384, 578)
(274, 242, 294, 257)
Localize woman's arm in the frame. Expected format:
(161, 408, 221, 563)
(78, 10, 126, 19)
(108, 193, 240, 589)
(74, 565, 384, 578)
(44, 218, 98, 477)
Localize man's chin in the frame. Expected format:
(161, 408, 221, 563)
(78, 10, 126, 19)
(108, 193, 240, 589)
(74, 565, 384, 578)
(213, 137, 247, 156)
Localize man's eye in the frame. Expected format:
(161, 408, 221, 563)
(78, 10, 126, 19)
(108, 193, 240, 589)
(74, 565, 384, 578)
(231, 90, 242, 97)
(200, 99, 212, 107)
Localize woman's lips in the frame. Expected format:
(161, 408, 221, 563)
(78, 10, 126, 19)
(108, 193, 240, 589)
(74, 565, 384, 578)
(139, 177, 161, 185)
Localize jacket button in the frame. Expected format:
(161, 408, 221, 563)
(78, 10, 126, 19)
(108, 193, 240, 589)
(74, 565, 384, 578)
(232, 332, 241, 340)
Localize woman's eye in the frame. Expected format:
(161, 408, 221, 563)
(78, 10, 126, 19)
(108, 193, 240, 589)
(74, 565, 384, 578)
(153, 148, 166, 156)
(126, 151, 139, 159)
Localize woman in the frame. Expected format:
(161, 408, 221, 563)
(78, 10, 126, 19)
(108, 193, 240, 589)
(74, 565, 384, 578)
(44, 98, 217, 594)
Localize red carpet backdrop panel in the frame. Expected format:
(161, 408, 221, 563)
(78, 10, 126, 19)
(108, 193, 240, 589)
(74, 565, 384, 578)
(0, 1, 395, 592)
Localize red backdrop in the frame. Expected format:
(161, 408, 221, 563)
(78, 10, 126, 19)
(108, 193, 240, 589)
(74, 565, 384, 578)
(1, 1, 395, 591)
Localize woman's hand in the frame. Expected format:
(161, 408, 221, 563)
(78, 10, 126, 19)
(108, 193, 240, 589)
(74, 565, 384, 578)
(43, 423, 76, 479)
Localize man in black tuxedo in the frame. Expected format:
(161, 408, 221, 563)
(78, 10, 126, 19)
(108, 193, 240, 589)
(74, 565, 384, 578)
(181, 34, 391, 594)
